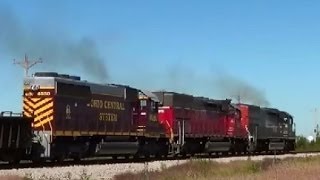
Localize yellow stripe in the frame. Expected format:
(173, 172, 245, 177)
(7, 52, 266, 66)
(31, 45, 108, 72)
(23, 98, 35, 109)
(35, 109, 54, 122)
(29, 98, 53, 109)
(24, 86, 55, 90)
(23, 104, 33, 114)
(34, 102, 53, 115)
(30, 98, 41, 103)
(24, 98, 50, 109)
(23, 111, 32, 117)
(54, 131, 141, 137)
(53, 131, 161, 138)
(34, 116, 53, 127)
(34, 98, 52, 109)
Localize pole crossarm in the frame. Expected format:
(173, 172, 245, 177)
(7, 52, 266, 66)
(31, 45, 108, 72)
(13, 54, 42, 77)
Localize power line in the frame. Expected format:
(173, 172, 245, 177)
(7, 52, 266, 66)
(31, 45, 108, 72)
(13, 54, 42, 77)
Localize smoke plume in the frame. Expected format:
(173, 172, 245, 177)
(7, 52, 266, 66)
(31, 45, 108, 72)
(214, 72, 270, 107)
(0, 5, 108, 82)
(162, 63, 270, 107)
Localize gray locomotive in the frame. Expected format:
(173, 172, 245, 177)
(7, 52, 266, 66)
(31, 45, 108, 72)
(238, 104, 296, 153)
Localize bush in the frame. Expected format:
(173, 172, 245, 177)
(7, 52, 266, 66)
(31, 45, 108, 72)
(296, 136, 308, 149)
(295, 135, 320, 151)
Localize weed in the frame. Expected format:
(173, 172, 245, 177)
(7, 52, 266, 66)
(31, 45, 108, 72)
(160, 162, 167, 171)
(23, 173, 33, 180)
(79, 169, 92, 180)
(63, 171, 72, 180)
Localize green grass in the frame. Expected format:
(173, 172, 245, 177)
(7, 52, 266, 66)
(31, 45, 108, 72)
(295, 135, 320, 152)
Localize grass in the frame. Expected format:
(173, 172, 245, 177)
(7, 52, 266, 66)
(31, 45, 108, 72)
(113, 158, 279, 180)
(295, 135, 320, 152)
(2, 155, 320, 180)
(296, 143, 320, 152)
(114, 156, 320, 180)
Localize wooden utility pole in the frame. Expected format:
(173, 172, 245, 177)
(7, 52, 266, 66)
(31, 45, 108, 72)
(314, 108, 319, 140)
(237, 94, 241, 104)
(13, 54, 42, 77)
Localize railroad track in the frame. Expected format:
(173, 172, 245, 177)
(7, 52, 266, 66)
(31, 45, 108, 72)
(0, 150, 319, 170)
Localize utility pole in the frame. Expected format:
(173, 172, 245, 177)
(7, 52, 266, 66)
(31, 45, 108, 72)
(13, 54, 42, 77)
(237, 94, 241, 104)
(314, 108, 319, 141)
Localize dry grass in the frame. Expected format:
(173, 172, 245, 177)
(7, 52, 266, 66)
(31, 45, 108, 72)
(113, 158, 276, 180)
(114, 156, 320, 180)
(242, 156, 320, 180)
(3, 156, 320, 180)
(0, 175, 25, 180)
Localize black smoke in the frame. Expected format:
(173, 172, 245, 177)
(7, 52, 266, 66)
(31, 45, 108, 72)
(163, 63, 270, 107)
(0, 4, 108, 82)
(214, 72, 270, 107)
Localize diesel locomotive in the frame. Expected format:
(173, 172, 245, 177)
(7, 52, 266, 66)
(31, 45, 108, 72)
(0, 72, 296, 163)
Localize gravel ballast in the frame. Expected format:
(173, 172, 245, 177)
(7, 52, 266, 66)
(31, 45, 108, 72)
(0, 153, 319, 180)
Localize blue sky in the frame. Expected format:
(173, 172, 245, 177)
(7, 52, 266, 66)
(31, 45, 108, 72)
(0, 0, 320, 136)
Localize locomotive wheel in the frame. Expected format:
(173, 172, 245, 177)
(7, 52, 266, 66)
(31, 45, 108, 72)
(155, 152, 162, 159)
(73, 156, 81, 162)
(231, 150, 236, 156)
(180, 152, 187, 158)
(144, 154, 150, 159)
(8, 158, 20, 165)
(133, 154, 140, 159)
(32, 158, 44, 164)
(55, 153, 66, 163)
(32, 155, 44, 164)
(209, 152, 219, 157)
(72, 153, 82, 162)
(7, 153, 22, 165)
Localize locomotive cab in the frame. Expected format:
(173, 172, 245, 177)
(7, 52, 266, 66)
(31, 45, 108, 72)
(137, 90, 160, 132)
(279, 111, 296, 151)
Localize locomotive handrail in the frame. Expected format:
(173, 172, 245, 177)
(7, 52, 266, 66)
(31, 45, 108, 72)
(0, 111, 23, 117)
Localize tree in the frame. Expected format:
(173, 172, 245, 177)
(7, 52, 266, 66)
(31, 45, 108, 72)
(295, 136, 308, 150)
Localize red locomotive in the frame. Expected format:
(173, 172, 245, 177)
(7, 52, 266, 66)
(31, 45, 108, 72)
(154, 91, 248, 155)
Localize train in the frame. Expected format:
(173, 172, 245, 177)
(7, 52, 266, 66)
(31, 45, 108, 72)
(0, 71, 296, 164)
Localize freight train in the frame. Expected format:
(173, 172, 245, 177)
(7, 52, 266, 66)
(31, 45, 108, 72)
(0, 72, 296, 164)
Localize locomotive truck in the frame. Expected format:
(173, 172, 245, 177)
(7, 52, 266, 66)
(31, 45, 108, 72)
(0, 71, 296, 164)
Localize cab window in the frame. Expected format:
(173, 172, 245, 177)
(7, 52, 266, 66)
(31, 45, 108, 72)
(140, 100, 147, 107)
(151, 101, 158, 113)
